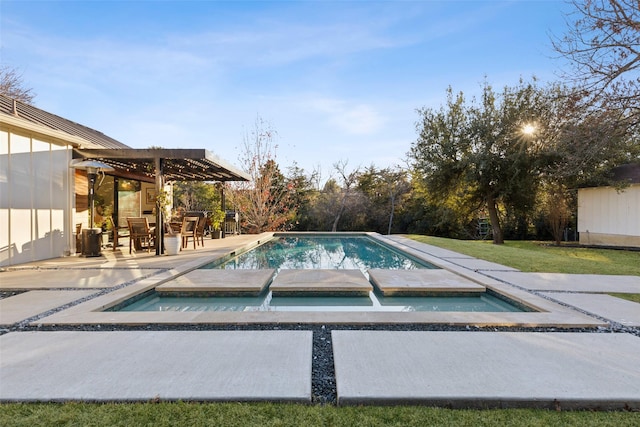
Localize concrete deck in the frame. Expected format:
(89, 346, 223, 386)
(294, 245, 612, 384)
(1, 232, 639, 407)
(0, 290, 97, 325)
(0, 330, 312, 402)
(541, 292, 640, 327)
(485, 271, 640, 293)
(0, 268, 161, 290)
(332, 330, 640, 409)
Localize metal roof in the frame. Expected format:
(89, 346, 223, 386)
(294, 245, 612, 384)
(612, 163, 640, 184)
(0, 94, 128, 149)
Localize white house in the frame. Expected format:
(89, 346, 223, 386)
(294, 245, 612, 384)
(577, 163, 640, 248)
(0, 95, 248, 266)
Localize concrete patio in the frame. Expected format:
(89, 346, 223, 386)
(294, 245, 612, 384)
(0, 233, 638, 408)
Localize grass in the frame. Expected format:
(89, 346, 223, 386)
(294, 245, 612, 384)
(1, 402, 639, 427)
(2, 236, 638, 424)
(609, 293, 640, 303)
(404, 235, 640, 276)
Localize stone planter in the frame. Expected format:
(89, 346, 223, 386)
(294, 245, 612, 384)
(212, 229, 222, 239)
(164, 233, 181, 255)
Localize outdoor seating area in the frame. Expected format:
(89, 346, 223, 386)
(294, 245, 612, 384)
(167, 212, 212, 250)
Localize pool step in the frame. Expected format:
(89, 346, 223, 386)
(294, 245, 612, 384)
(156, 269, 276, 296)
(368, 269, 485, 296)
(270, 269, 373, 297)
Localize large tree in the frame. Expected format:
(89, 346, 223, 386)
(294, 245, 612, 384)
(229, 116, 297, 233)
(410, 80, 562, 244)
(0, 66, 35, 104)
(553, 0, 640, 124)
(285, 162, 319, 231)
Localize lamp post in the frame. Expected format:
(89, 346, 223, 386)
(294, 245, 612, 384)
(70, 159, 114, 256)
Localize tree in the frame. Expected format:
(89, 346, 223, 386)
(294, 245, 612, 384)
(305, 178, 342, 231)
(410, 80, 561, 244)
(229, 116, 297, 233)
(553, 0, 640, 124)
(380, 168, 411, 235)
(546, 107, 639, 187)
(173, 181, 221, 212)
(0, 66, 36, 104)
(286, 162, 319, 231)
(330, 160, 360, 232)
(400, 172, 481, 238)
(357, 165, 410, 234)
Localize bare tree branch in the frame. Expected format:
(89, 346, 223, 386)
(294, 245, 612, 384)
(552, 0, 640, 122)
(0, 66, 36, 104)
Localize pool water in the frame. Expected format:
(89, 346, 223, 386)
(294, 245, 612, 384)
(116, 290, 525, 312)
(202, 235, 436, 272)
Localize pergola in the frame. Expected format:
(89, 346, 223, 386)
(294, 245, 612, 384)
(73, 148, 250, 255)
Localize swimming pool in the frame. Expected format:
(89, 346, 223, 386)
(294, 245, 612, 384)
(110, 234, 530, 313)
(201, 235, 437, 272)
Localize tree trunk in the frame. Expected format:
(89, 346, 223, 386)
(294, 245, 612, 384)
(486, 194, 504, 244)
(387, 195, 396, 235)
(331, 205, 344, 232)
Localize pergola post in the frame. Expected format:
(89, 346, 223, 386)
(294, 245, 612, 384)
(220, 183, 226, 212)
(155, 156, 164, 255)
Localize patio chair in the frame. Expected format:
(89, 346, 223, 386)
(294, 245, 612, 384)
(195, 216, 208, 246)
(180, 216, 199, 250)
(127, 217, 155, 254)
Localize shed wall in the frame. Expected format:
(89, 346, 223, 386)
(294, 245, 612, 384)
(0, 128, 73, 266)
(577, 185, 640, 247)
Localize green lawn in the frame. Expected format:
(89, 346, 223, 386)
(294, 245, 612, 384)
(1, 402, 639, 427)
(404, 235, 640, 276)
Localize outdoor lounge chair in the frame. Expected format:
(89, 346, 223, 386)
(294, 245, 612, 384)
(127, 217, 155, 254)
(180, 216, 199, 249)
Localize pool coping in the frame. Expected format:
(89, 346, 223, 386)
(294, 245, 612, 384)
(33, 232, 607, 328)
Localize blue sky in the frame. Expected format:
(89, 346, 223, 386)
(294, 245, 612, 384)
(1, 0, 571, 178)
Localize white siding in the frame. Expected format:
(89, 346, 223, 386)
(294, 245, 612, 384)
(578, 185, 640, 245)
(0, 129, 72, 266)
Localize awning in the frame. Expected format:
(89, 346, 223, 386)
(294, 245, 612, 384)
(73, 148, 250, 182)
